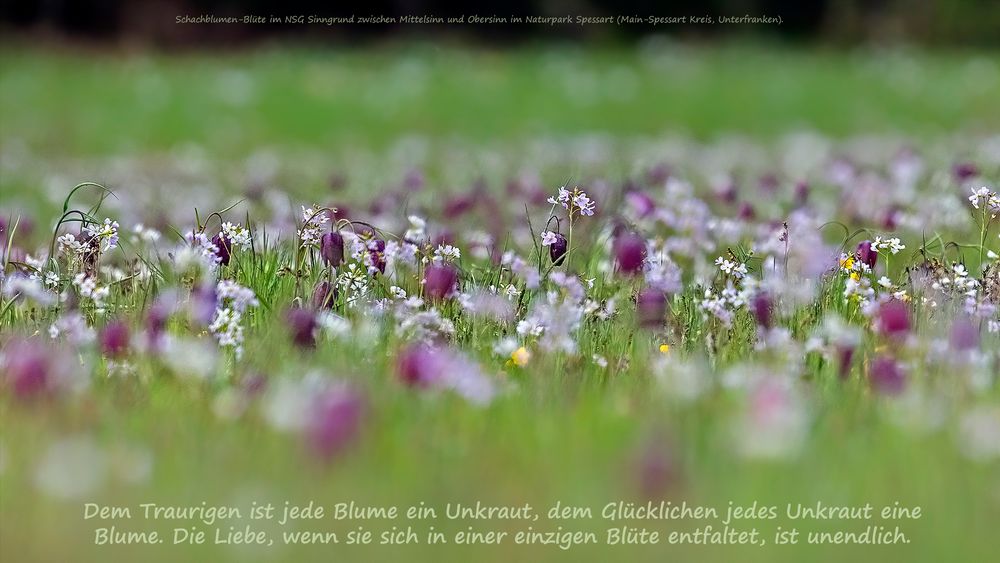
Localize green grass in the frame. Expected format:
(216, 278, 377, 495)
(1, 43, 998, 156)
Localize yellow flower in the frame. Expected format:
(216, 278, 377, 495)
(510, 346, 531, 367)
(850, 272, 860, 282)
(659, 344, 671, 354)
(839, 256, 855, 270)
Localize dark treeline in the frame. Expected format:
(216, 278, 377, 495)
(1, 0, 997, 46)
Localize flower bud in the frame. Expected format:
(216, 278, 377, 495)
(311, 280, 338, 309)
(285, 307, 318, 348)
(320, 232, 344, 267)
(423, 263, 459, 301)
(750, 292, 773, 330)
(856, 240, 877, 269)
(549, 232, 568, 266)
(212, 233, 231, 266)
(614, 233, 646, 275)
(306, 385, 364, 461)
(396, 345, 441, 388)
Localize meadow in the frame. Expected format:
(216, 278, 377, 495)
(1, 42, 999, 562)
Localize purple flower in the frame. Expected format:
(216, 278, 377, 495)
(2, 338, 51, 399)
(396, 344, 441, 388)
(548, 232, 568, 266)
(285, 308, 318, 348)
(737, 202, 756, 221)
(856, 240, 877, 269)
(794, 181, 810, 207)
(320, 232, 344, 267)
(614, 233, 646, 276)
(311, 280, 338, 309)
(212, 233, 231, 266)
(876, 300, 911, 337)
(950, 318, 980, 351)
(750, 292, 773, 330)
(636, 288, 667, 329)
(869, 356, 906, 395)
(953, 162, 979, 182)
(306, 385, 365, 461)
(836, 345, 855, 380)
(99, 319, 130, 358)
(423, 263, 459, 301)
(625, 191, 656, 218)
(368, 238, 386, 274)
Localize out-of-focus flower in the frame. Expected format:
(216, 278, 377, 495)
(614, 233, 646, 275)
(636, 288, 667, 328)
(869, 356, 906, 395)
(98, 319, 131, 358)
(423, 263, 459, 301)
(312, 280, 338, 309)
(750, 292, 773, 329)
(876, 300, 911, 337)
(856, 240, 877, 269)
(286, 308, 318, 348)
(306, 384, 365, 461)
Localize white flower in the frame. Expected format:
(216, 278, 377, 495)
(83, 218, 119, 251)
(221, 222, 252, 251)
(877, 276, 894, 289)
(968, 186, 1000, 214)
(298, 205, 330, 248)
(433, 244, 461, 262)
(540, 231, 559, 246)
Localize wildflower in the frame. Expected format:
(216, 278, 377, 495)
(547, 232, 568, 266)
(211, 233, 231, 266)
(83, 218, 120, 252)
(876, 300, 911, 337)
(320, 231, 345, 267)
(396, 344, 440, 388)
(750, 292, 773, 329)
(311, 280, 338, 309)
(873, 237, 905, 255)
(73, 273, 109, 311)
(432, 244, 461, 263)
(306, 384, 365, 461)
(509, 346, 531, 367)
(715, 256, 748, 279)
(869, 356, 906, 395)
(968, 186, 1000, 215)
(636, 288, 667, 329)
(285, 308, 318, 348)
(131, 223, 161, 244)
(209, 280, 258, 358)
(949, 317, 980, 351)
(548, 185, 596, 217)
(856, 240, 877, 269)
(659, 344, 671, 354)
(299, 205, 330, 248)
(423, 263, 459, 301)
(98, 320, 130, 358)
(614, 233, 646, 275)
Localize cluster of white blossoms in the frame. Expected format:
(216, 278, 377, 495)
(872, 236, 906, 255)
(130, 223, 161, 244)
(715, 256, 749, 279)
(182, 231, 222, 266)
(72, 273, 110, 312)
(700, 280, 753, 326)
(298, 205, 330, 248)
(547, 186, 596, 217)
(83, 218, 120, 252)
(208, 280, 258, 359)
(516, 272, 590, 354)
(968, 186, 1000, 216)
(432, 244, 460, 263)
(220, 221, 253, 251)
